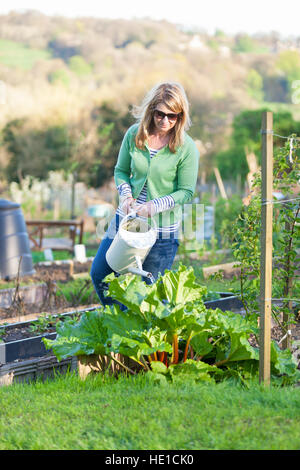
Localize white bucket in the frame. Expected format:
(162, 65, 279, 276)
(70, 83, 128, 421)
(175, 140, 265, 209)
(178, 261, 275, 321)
(106, 212, 157, 276)
(74, 244, 87, 263)
(44, 248, 54, 261)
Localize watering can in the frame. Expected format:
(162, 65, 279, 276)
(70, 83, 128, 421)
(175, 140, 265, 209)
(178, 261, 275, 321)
(105, 211, 157, 282)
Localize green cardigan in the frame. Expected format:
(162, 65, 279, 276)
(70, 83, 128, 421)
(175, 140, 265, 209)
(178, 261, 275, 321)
(114, 123, 200, 227)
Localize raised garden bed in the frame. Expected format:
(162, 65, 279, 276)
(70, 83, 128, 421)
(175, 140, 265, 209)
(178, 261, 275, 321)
(0, 259, 96, 322)
(0, 255, 298, 388)
(204, 292, 244, 311)
(0, 291, 245, 386)
(0, 307, 97, 386)
(0, 294, 242, 361)
(0, 307, 97, 364)
(0, 258, 93, 291)
(1, 298, 299, 386)
(0, 283, 48, 309)
(0, 355, 78, 386)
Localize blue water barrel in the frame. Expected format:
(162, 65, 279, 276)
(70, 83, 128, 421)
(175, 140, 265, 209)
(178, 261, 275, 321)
(0, 199, 35, 280)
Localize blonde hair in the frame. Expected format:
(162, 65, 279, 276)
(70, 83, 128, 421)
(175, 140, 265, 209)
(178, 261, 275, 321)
(132, 82, 191, 153)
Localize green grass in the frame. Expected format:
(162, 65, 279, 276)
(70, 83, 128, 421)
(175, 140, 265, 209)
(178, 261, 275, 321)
(0, 39, 52, 70)
(0, 372, 299, 450)
(31, 248, 97, 264)
(56, 276, 98, 305)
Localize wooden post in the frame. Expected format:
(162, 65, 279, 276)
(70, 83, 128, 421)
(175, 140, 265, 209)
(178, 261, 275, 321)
(213, 167, 228, 200)
(282, 220, 293, 350)
(259, 111, 273, 385)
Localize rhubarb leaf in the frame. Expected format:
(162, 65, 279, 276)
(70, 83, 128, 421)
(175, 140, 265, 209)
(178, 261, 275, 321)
(43, 309, 108, 361)
(157, 264, 207, 306)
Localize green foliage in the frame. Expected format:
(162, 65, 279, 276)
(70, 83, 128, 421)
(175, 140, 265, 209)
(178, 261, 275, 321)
(1, 14, 300, 188)
(56, 277, 98, 307)
(48, 68, 71, 87)
(276, 50, 300, 97)
(215, 109, 300, 180)
(215, 195, 244, 248)
(247, 69, 264, 101)
(231, 136, 300, 334)
(44, 264, 300, 386)
(2, 120, 71, 181)
(68, 55, 93, 77)
(91, 103, 134, 187)
(28, 313, 64, 335)
(0, 38, 51, 70)
(1, 101, 134, 186)
(233, 35, 268, 54)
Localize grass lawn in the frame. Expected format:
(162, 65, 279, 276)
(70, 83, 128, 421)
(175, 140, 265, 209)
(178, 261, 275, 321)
(0, 372, 300, 450)
(0, 39, 51, 70)
(31, 248, 97, 264)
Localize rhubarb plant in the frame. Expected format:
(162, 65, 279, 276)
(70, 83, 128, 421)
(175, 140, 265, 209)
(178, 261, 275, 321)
(43, 264, 300, 386)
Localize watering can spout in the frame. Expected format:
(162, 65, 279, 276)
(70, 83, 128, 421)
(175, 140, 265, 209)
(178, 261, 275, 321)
(127, 266, 155, 283)
(127, 255, 155, 283)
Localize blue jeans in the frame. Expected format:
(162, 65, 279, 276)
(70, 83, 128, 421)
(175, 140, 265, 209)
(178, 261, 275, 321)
(90, 214, 179, 309)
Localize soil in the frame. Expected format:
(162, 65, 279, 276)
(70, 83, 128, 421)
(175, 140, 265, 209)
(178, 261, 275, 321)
(0, 260, 94, 321)
(0, 306, 97, 343)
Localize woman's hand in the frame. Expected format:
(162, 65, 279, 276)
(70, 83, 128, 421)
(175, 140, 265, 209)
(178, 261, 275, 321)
(135, 201, 156, 217)
(121, 196, 136, 215)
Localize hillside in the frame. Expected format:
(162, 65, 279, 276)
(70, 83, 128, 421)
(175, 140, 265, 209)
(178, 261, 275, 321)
(0, 10, 299, 185)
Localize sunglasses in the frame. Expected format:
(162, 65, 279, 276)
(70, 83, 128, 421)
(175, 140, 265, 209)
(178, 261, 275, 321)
(154, 110, 181, 122)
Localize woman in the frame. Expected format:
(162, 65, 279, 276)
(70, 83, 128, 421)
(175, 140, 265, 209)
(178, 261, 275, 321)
(91, 81, 199, 307)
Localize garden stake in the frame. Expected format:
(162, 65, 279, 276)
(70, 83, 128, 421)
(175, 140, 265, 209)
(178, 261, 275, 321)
(259, 111, 273, 386)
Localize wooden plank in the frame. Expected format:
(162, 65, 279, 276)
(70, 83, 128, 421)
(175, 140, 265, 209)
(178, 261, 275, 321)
(259, 111, 273, 385)
(26, 219, 83, 227)
(202, 262, 241, 279)
(26, 219, 84, 252)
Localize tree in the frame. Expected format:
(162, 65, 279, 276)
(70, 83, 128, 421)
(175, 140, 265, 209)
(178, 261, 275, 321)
(3, 119, 71, 181)
(215, 109, 300, 180)
(276, 50, 300, 99)
(91, 103, 134, 187)
(68, 55, 93, 77)
(246, 69, 264, 101)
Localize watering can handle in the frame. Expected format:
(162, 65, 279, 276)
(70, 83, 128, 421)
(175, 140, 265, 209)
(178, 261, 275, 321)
(120, 210, 157, 230)
(127, 210, 137, 218)
(119, 211, 137, 228)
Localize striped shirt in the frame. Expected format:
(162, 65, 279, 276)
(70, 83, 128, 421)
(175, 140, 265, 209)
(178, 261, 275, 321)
(116, 148, 179, 234)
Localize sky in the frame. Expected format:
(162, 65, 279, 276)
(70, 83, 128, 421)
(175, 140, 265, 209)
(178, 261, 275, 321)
(0, 0, 299, 38)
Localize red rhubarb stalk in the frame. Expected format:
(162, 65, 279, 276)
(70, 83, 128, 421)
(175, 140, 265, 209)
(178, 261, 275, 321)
(158, 351, 164, 362)
(172, 334, 179, 364)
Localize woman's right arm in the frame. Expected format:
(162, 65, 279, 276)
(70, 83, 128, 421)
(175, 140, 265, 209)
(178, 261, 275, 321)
(114, 128, 136, 213)
(114, 128, 132, 188)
